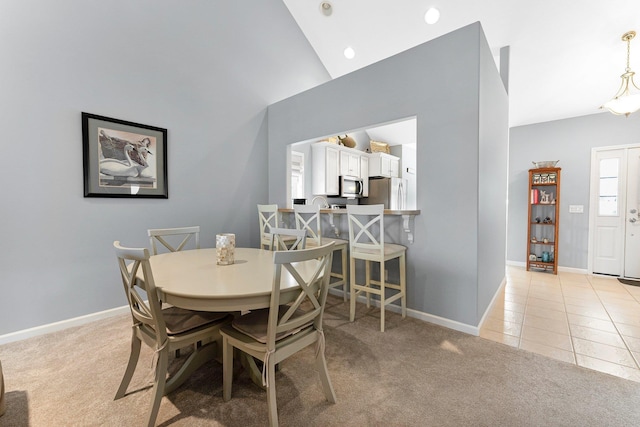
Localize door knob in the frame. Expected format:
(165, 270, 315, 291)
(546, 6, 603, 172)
(631, 209, 638, 214)
(630, 218, 638, 223)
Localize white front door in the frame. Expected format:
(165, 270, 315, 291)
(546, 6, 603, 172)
(624, 147, 640, 278)
(591, 146, 640, 277)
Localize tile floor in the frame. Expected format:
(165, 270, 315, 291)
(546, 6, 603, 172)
(480, 266, 640, 382)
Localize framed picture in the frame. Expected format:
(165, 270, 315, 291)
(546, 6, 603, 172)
(82, 113, 168, 198)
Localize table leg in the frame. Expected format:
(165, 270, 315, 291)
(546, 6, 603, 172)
(164, 341, 218, 394)
(240, 353, 266, 390)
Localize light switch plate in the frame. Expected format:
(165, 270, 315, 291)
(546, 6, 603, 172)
(569, 205, 584, 213)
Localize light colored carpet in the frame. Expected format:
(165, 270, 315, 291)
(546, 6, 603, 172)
(1, 295, 640, 426)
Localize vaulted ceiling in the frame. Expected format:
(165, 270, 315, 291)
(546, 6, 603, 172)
(283, 0, 640, 127)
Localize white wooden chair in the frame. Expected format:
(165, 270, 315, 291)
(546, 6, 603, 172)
(0, 359, 5, 417)
(346, 204, 406, 332)
(148, 226, 202, 357)
(220, 243, 336, 427)
(294, 204, 349, 301)
(258, 204, 282, 249)
(148, 226, 200, 254)
(268, 227, 307, 251)
(113, 241, 231, 427)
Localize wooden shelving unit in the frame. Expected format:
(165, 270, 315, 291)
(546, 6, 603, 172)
(526, 167, 561, 274)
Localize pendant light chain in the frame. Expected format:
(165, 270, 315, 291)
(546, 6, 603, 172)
(601, 30, 640, 116)
(626, 33, 632, 72)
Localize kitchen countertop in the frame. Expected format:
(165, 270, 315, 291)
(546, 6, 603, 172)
(279, 208, 420, 215)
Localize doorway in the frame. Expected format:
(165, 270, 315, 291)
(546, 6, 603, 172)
(589, 145, 640, 278)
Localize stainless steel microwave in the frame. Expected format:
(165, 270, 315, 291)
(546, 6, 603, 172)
(339, 175, 364, 198)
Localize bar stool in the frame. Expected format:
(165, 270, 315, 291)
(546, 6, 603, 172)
(294, 204, 349, 301)
(346, 204, 406, 332)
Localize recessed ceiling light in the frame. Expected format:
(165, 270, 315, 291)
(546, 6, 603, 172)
(344, 47, 355, 59)
(424, 8, 440, 25)
(320, 2, 332, 17)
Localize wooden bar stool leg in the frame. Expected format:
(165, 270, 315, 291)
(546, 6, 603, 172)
(341, 246, 348, 301)
(349, 257, 357, 322)
(380, 261, 386, 332)
(365, 261, 371, 308)
(400, 253, 407, 318)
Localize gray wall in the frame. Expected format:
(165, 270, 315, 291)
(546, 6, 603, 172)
(478, 30, 509, 317)
(268, 23, 508, 326)
(507, 112, 640, 269)
(0, 0, 330, 335)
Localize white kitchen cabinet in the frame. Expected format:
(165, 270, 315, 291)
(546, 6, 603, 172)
(360, 155, 369, 197)
(390, 157, 399, 178)
(369, 152, 400, 178)
(340, 150, 361, 177)
(311, 143, 339, 196)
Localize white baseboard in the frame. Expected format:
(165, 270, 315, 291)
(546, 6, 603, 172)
(558, 266, 588, 274)
(506, 260, 526, 268)
(506, 259, 588, 275)
(0, 305, 130, 346)
(477, 277, 507, 333)
(328, 289, 479, 336)
(6, 287, 495, 346)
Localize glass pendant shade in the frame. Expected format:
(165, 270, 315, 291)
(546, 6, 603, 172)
(602, 31, 640, 117)
(602, 70, 640, 116)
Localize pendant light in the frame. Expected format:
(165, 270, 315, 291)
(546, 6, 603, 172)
(602, 31, 640, 117)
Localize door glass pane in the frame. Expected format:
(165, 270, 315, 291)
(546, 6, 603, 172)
(599, 158, 619, 216)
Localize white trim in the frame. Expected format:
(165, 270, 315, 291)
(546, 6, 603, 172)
(328, 289, 479, 336)
(557, 266, 588, 274)
(588, 143, 640, 275)
(506, 259, 588, 275)
(477, 277, 507, 333)
(0, 305, 130, 345)
(3, 290, 486, 345)
(506, 260, 525, 268)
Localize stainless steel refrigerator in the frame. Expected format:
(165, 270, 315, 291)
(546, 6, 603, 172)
(362, 177, 407, 210)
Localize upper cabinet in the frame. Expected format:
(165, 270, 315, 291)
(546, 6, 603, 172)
(311, 143, 340, 196)
(368, 152, 400, 178)
(311, 142, 373, 196)
(339, 150, 360, 177)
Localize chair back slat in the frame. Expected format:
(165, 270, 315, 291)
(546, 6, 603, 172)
(148, 226, 200, 255)
(266, 243, 334, 348)
(258, 204, 280, 249)
(294, 204, 322, 245)
(347, 205, 385, 255)
(268, 227, 307, 251)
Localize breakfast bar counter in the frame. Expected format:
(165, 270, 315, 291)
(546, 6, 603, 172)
(279, 207, 420, 243)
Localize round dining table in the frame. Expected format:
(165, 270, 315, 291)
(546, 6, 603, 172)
(144, 247, 321, 390)
(149, 247, 317, 312)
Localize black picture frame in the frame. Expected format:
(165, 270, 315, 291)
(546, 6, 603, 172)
(82, 112, 168, 198)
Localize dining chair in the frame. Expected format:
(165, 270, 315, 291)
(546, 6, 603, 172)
(268, 227, 307, 251)
(220, 243, 336, 427)
(346, 204, 406, 332)
(148, 226, 202, 358)
(0, 360, 5, 417)
(258, 204, 296, 250)
(294, 204, 349, 301)
(113, 241, 232, 427)
(148, 226, 200, 255)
